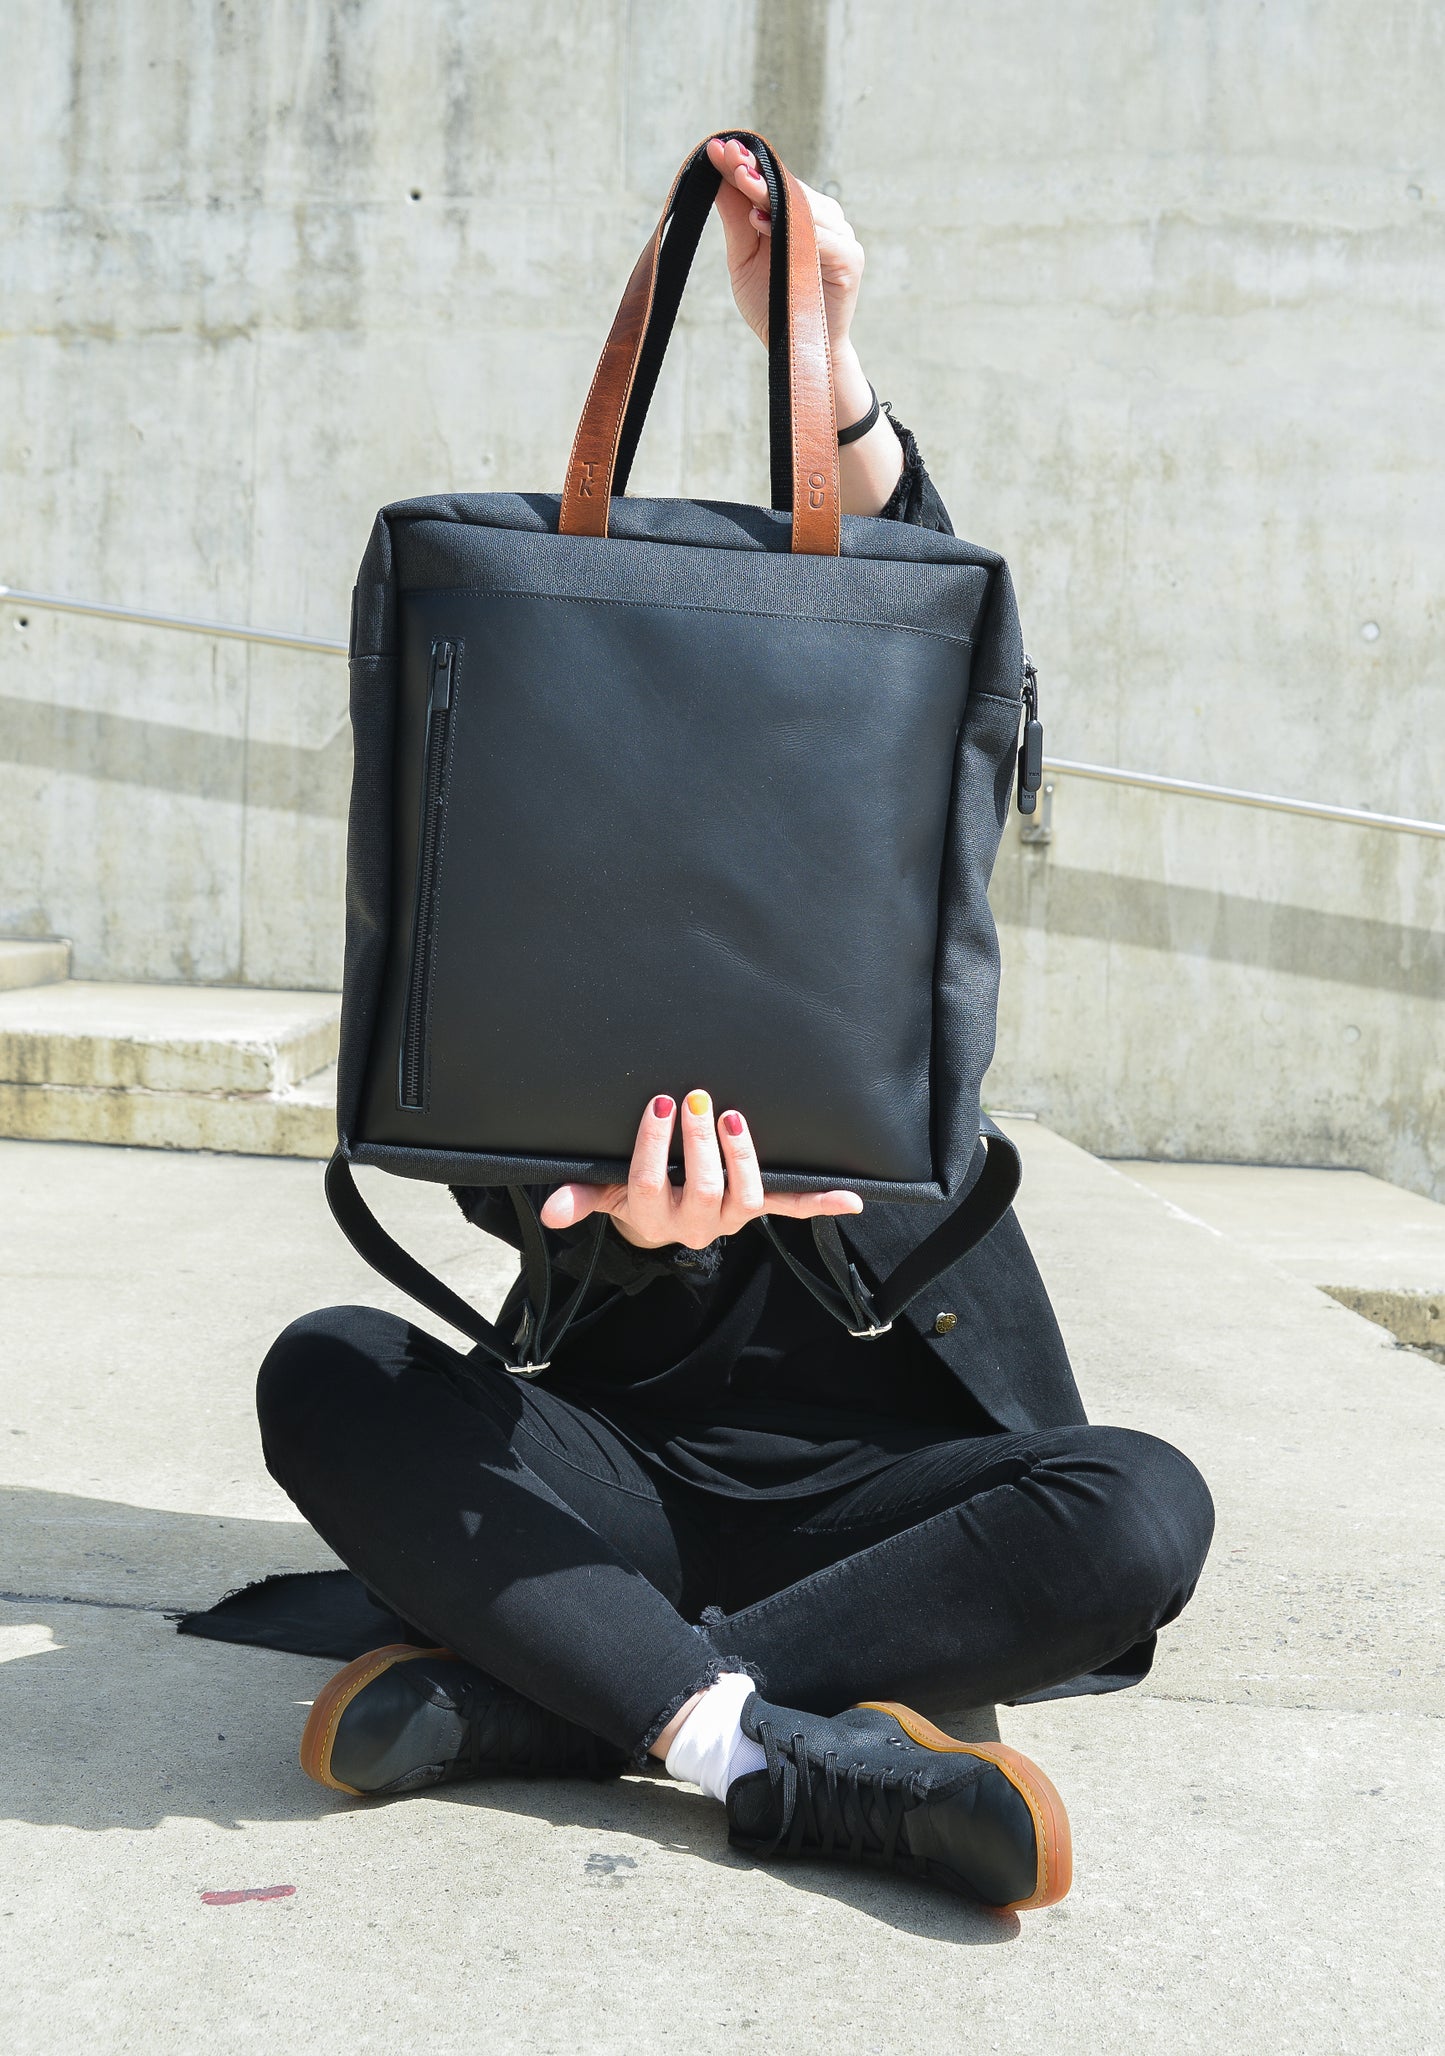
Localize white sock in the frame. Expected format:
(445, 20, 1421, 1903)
(663, 1672, 767, 1803)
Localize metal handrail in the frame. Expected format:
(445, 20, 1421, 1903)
(0, 583, 346, 656)
(3, 581, 1442, 841)
(1041, 757, 1445, 842)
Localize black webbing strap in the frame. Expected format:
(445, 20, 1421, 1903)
(758, 1214, 883, 1334)
(870, 1130, 1022, 1324)
(327, 1130, 1020, 1357)
(507, 1182, 555, 1338)
(758, 1130, 1023, 1339)
(324, 1152, 605, 1371)
(611, 132, 795, 512)
(503, 1183, 609, 1371)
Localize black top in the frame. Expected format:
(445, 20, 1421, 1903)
(524, 1217, 992, 1498)
(451, 416, 998, 1499)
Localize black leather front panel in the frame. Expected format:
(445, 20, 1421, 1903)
(361, 581, 972, 1182)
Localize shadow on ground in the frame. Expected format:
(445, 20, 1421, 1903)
(1, 1492, 1017, 1946)
(2, 1482, 340, 1612)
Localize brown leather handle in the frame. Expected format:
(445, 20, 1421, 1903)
(558, 133, 840, 556)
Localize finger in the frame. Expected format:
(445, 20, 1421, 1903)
(625, 1093, 678, 1243)
(812, 217, 863, 264)
(795, 177, 846, 228)
(717, 1109, 765, 1228)
(677, 1088, 725, 1243)
(713, 176, 762, 266)
(739, 148, 773, 236)
(708, 148, 767, 269)
(732, 164, 771, 209)
(540, 1182, 611, 1229)
(711, 138, 773, 236)
(707, 134, 771, 210)
(761, 1190, 864, 1220)
(811, 218, 863, 293)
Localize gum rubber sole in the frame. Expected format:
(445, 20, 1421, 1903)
(299, 1643, 452, 1796)
(855, 1700, 1073, 1911)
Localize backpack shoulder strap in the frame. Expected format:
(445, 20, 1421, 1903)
(323, 1152, 604, 1372)
(758, 1128, 1022, 1338)
(869, 1125, 1021, 1324)
(328, 1129, 1019, 1358)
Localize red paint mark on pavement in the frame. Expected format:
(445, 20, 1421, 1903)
(200, 1885, 297, 1906)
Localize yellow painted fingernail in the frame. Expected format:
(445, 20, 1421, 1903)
(686, 1091, 709, 1117)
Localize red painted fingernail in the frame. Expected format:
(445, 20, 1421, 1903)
(653, 1096, 674, 1119)
(722, 1111, 743, 1137)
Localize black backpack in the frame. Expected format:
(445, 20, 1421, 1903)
(327, 132, 1042, 1370)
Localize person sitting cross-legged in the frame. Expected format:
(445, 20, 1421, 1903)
(255, 137, 1214, 1915)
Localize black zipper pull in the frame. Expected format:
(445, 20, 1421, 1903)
(1017, 657, 1044, 815)
(429, 640, 455, 714)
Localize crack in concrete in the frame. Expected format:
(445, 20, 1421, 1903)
(0, 1588, 180, 1616)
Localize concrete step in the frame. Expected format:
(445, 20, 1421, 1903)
(0, 937, 72, 991)
(1115, 1158, 1445, 1359)
(0, 981, 340, 1159)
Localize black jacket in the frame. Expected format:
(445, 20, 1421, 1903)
(455, 418, 1089, 1437)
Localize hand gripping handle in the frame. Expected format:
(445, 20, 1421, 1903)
(558, 131, 840, 556)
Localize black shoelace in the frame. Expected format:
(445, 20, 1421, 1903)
(753, 1718, 927, 1867)
(454, 1677, 604, 1779)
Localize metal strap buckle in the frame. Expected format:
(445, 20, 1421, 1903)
(846, 1321, 893, 1340)
(505, 1359, 551, 1377)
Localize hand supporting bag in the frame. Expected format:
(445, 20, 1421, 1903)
(330, 131, 1032, 1365)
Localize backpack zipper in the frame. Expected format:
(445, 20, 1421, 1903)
(1017, 656, 1044, 814)
(398, 638, 455, 1110)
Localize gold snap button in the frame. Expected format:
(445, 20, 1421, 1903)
(933, 1312, 957, 1335)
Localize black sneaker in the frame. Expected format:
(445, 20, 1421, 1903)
(726, 1694, 1071, 1911)
(300, 1644, 628, 1797)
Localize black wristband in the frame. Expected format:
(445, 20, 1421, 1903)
(836, 382, 880, 446)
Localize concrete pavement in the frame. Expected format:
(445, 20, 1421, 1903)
(1117, 1156, 1445, 1359)
(2, 1126, 1442, 2052)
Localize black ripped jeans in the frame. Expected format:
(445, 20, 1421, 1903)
(257, 1305, 1214, 1755)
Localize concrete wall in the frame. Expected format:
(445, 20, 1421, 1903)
(2, 0, 1441, 1193)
